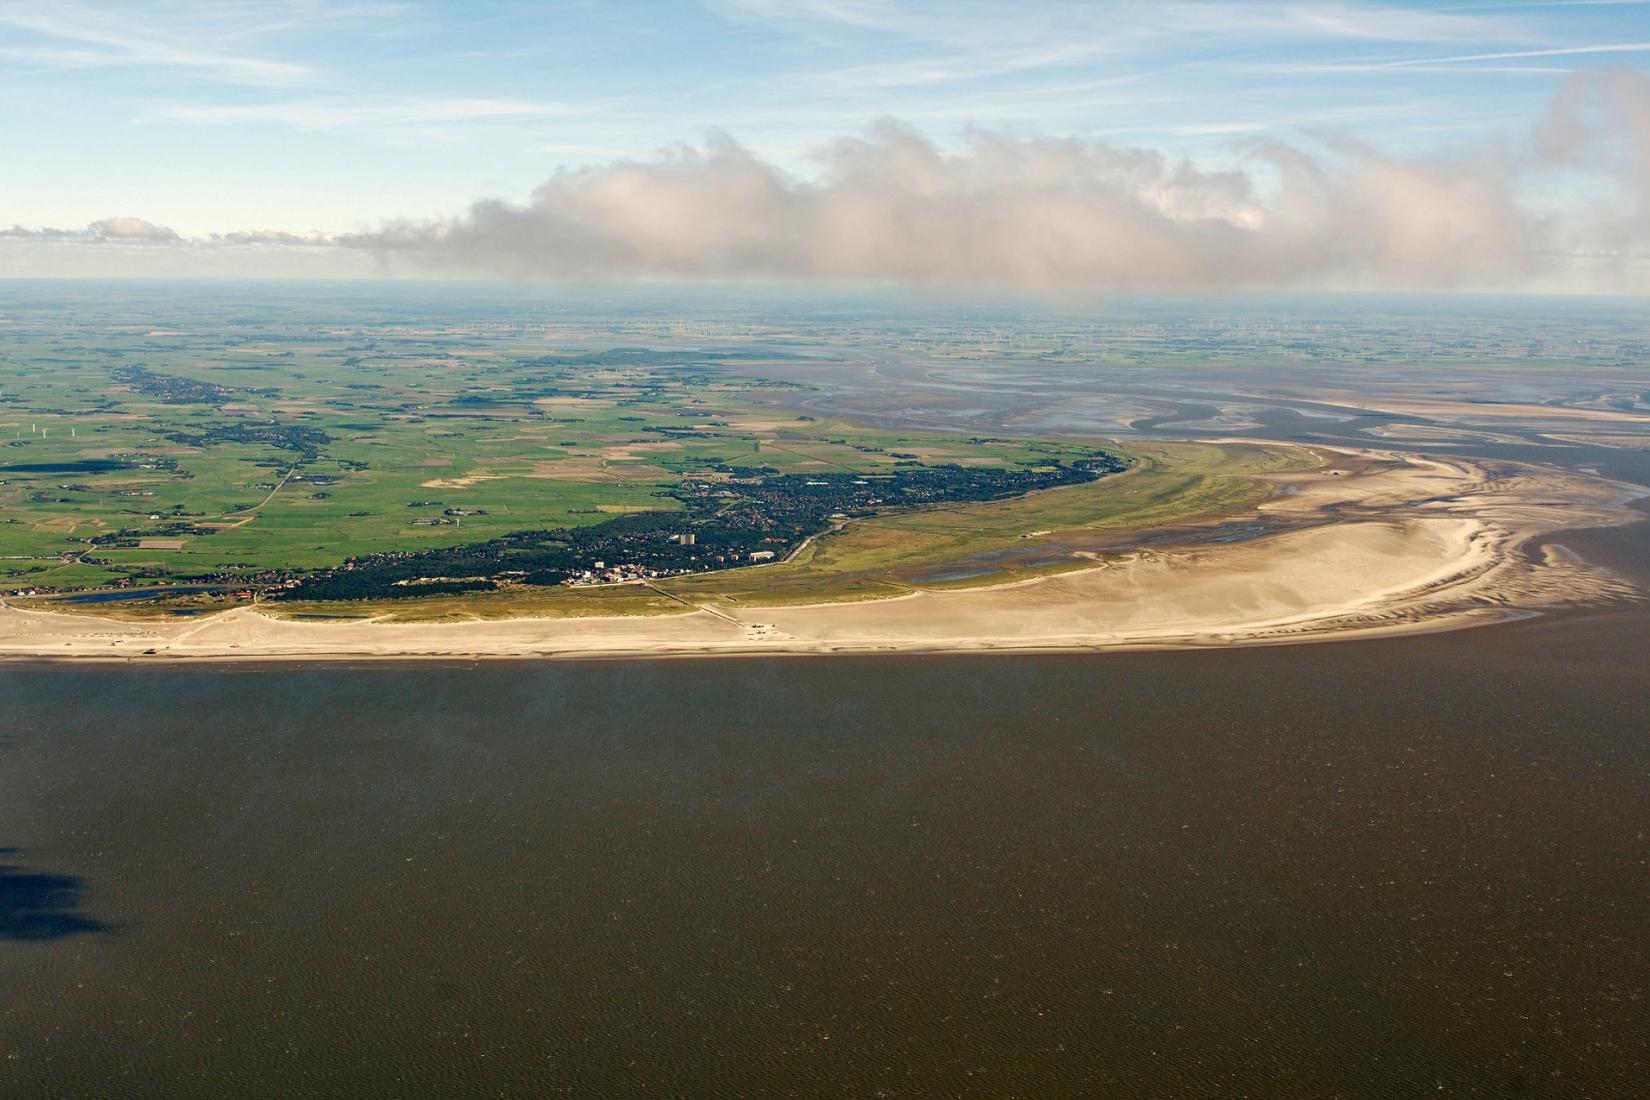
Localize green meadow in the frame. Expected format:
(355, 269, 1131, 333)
(0, 319, 1130, 599)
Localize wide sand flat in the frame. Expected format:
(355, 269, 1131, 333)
(1, 447, 1640, 662)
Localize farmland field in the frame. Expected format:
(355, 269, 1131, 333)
(3, 284, 1300, 612)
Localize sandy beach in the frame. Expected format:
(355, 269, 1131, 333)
(2, 446, 1641, 663)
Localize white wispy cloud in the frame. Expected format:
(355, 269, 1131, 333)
(0, 44, 138, 69)
(1164, 1, 1527, 44)
(0, 1, 315, 85)
(705, 0, 903, 33)
(1375, 41, 1650, 67)
(706, 0, 1542, 139)
(151, 97, 583, 132)
(810, 42, 1122, 91)
(713, 0, 1529, 48)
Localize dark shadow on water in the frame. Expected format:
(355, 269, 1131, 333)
(0, 848, 110, 941)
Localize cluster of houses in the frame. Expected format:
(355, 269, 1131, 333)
(562, 546, 780, 587)
(564, 561, 663, 586)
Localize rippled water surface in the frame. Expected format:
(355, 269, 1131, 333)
(4, 588, 1649, 1097)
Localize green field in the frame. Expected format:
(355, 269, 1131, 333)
(0, 288, 1323, 616)
(0, 330, 1105, 595)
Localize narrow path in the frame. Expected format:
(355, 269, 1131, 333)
(168, 606, 247, 642)
(763, 441, 854, 470)
(643, 581, 745, 626)
(780, 519, 846, 565)
(223, 464, 299, 520)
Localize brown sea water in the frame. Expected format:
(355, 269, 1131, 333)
(3, 588, 1649, 1096)
(2, 285, 1648, 1096)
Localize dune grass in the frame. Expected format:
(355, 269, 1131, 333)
(652, 439, 1317, 606)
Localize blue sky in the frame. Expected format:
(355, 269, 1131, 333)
(3, 1, 1649, 288)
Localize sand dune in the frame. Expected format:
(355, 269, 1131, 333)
(1, 447, 1641, 663)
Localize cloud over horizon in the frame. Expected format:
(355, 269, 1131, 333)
(7, 70, 1650, 292)
(2, 216, 181, 243)
(337, 73, 1650, 292)
(340, 122, 1539, 291)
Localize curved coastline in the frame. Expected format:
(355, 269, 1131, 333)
(1, 445, 1642, 664)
